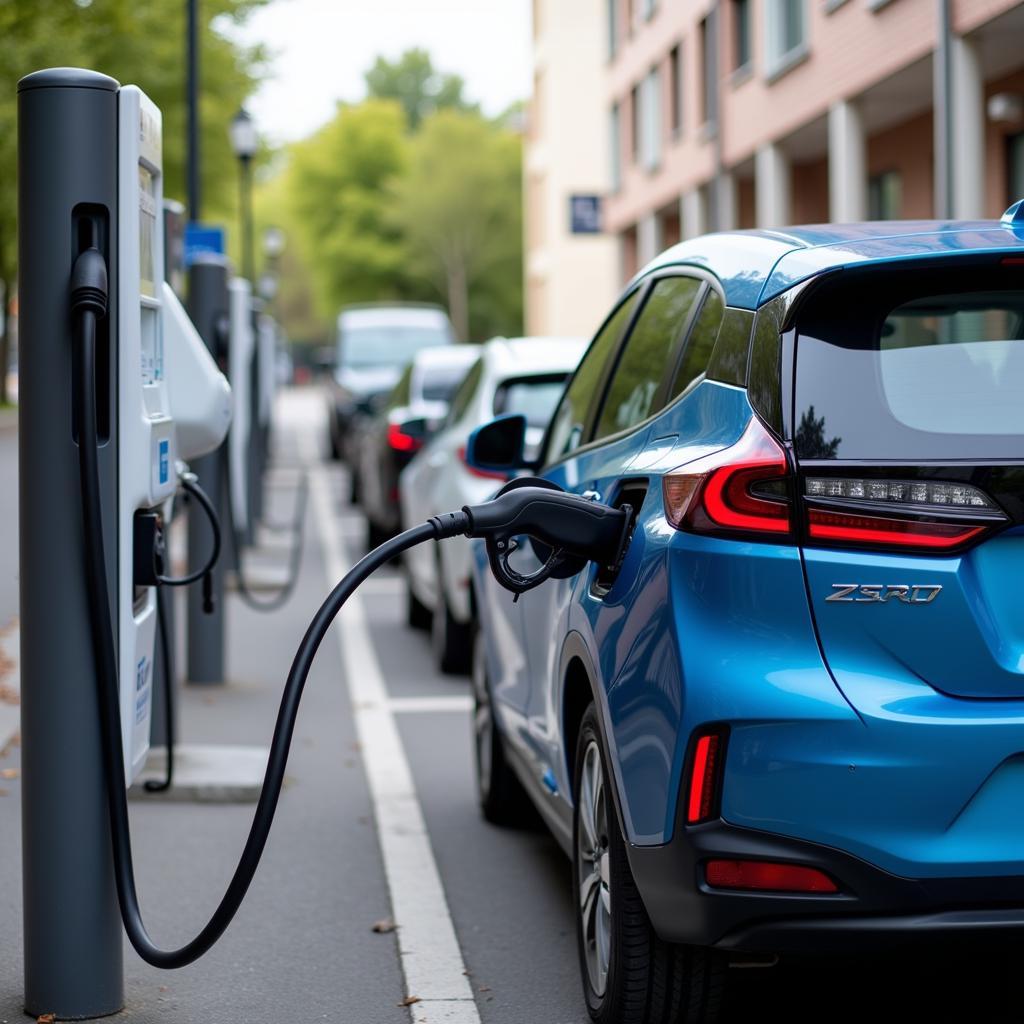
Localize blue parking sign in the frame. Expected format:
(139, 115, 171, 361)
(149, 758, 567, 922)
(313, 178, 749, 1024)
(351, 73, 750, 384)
(569, 195, 603, 234)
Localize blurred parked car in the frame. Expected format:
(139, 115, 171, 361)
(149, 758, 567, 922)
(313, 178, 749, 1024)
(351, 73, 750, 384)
(325, 303, 455, 498)
(399, 337, 585, 672)
(358, 344, 480, 550)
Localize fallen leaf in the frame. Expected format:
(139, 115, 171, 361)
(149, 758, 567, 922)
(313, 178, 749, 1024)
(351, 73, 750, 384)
(397, 995, 421, 1007)
(478, 985, 491, 993)
(1, 768, 18, 779)
(37, 1015, 55, 1023)
(0, 683, 19, 704)
(371, 918, 396, 934)
(0, 788, 9, 797)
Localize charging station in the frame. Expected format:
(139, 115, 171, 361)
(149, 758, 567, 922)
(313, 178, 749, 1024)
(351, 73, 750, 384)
(228, 276, 254, 540)
(18, 63, 628, 1024)
(19, 69, 230, 1017)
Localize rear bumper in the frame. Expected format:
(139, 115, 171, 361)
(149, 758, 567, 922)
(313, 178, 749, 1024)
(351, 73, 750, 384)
(627, 819, 1024, 953)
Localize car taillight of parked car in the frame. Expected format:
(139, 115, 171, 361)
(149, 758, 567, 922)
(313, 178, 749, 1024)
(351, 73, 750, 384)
(662, 418, 792, 539)
(387, 423, 423, 453)
(663, 417, 1007, 554)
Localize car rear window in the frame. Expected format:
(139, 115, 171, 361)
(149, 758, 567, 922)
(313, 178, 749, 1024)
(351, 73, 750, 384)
(794, 265, 1024, 461)
(419, 363, 470, 403)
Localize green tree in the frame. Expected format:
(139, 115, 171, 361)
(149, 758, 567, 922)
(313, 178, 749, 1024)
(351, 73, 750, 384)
(0, 0, 267, 403)
(391, 109, 523, 341)
(287, 99, 426, 320)
(364, 49, 476, 131)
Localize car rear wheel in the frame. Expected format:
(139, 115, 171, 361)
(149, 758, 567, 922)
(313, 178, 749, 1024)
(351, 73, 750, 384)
(432, 565, 472, 674)
(405, 574, 432, 631)
(573, 705, 727, 1024)
(472, 623, 531, 826)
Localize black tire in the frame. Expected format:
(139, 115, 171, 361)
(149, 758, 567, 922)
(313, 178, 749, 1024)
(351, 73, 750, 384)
(472, 622, 532, 826)
(573, 705, 727, 1024)
(366, 519, 390, 552)
(432, 562, 472, 675)
(405, 575, 432, 631)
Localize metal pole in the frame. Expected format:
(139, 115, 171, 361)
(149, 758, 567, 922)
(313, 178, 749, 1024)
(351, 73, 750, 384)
(935, 0, 954, 219)
(186, 0, 201, 221)
(18, 67, 124, 1018)
(186, 254, 229, 685)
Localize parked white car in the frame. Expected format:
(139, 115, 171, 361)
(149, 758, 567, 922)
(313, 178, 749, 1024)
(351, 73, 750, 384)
(399, 336, 586, 673)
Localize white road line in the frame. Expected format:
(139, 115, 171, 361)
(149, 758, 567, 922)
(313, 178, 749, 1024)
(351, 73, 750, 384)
(389, 696, 474, 715)
(302, 436, 480, 1024)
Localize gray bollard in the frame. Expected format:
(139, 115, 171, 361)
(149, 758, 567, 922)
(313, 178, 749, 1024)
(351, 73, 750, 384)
(186, 255, 230, 684)
(18, 67, 125, 1019)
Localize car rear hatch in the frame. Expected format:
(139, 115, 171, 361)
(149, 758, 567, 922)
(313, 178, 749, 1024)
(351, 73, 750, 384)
(792, 259, 1024, 701)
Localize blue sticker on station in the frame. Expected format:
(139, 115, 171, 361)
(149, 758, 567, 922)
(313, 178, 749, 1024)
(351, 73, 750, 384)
(184, 223, 225, 267)
(158, 439, 169, 485)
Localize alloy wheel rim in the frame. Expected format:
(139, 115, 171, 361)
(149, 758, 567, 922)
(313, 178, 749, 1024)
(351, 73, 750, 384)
(577, 740, 611, 999)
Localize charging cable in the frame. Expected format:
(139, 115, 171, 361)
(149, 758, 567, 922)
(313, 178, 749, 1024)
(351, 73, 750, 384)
(71, 245, 630, 969)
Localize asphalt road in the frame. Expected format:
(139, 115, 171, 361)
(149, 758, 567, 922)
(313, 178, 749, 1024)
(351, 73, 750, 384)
(0, 390, 1022, 1023)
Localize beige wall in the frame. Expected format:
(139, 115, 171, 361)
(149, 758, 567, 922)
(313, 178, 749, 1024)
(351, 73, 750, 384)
(598, 0, 1024, 284)
(525, 0, 619, 339)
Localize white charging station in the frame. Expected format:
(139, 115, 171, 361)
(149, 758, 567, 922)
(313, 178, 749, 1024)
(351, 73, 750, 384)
(116, 86, 231, 781)
(229, 277, 254, 534)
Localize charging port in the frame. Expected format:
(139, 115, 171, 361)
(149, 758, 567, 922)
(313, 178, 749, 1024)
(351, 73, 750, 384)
(591, 481, 646, 596)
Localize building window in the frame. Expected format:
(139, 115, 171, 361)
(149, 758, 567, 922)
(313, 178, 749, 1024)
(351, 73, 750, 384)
(868, 170, 902, 220)
(1009, 132, 1024, 204)
(640, 67, 662, 171)
(669, 44, 683, 136)
(630, 84, 640, 163)
(700, 16, 717, 127)
(732, 0, 751, 71)
(765, 0, 806, 77)
(607, 0, 618, 59)
(610, 103, 622, 191)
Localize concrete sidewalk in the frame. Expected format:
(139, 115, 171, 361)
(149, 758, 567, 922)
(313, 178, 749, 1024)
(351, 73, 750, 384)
(0, 391, 410, 1023)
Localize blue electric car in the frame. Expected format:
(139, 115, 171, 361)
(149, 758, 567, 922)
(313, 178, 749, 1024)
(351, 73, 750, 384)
(467, 206, 1024, 1023)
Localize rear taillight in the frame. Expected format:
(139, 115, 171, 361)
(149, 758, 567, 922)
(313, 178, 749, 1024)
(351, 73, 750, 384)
(685, 729, 726, 825)
(705, 859, 838, 894)
(457, 445, 509, 482)
(803, 476, 1004, 553)
(663, 418, 792, 539)
(387, 423, 422, 453)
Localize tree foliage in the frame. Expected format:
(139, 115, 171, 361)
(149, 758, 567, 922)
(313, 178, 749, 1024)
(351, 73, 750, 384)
(0, 0, 267, 399)
(364, 48, 476, 131)
(391, 110, 522, 341)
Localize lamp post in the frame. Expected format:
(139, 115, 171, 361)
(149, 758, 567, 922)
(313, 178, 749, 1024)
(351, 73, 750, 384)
(229, 107, 257, 283)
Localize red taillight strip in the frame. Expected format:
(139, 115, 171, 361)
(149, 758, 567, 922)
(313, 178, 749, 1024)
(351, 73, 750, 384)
(686, 733, 721, 824)
(705, 859, 838, 894)
(703, 462, 790, 533)
(807, 508, 986, 551)
(387, 423, 421, 453)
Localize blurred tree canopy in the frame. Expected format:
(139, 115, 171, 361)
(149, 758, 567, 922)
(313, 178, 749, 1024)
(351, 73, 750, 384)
(0, 0, 267, 400)
(392, 110, 522, 343)
(364, 48, 476, 131)
(273, 51, 523, 347)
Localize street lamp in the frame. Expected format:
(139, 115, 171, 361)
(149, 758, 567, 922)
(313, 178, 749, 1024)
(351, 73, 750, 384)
(229, 107, 258, 282)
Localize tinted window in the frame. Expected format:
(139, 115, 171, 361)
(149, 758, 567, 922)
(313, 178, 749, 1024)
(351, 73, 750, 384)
(419, 363, 471, 403)
(795, 265, 1024, 461)
(494, 376, 569, 428)
(707, 306, 753, 386)
(542, 291, 640, 465)
(594, 276, 701, 440)
(447, 358, 482, 425)
(669, 289, 723, 399)
(339, 325, 450, 369)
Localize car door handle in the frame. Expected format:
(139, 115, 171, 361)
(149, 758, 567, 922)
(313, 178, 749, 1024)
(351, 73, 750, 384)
(581, 489, 602, 503)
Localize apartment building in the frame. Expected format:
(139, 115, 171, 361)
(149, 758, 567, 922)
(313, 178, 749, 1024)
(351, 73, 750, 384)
(525, 0, 619, 337)
(600, 0, 1024, 283)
